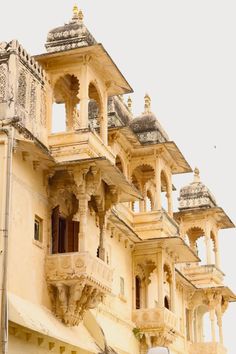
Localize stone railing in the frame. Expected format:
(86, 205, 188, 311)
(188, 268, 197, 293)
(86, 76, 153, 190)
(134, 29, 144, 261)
(132, 307, 177, 346)
(45, 252, 113, 326)
(183, 264, 224, 287)
(132, 209, 179, 239)
(190, 342, 227, 354)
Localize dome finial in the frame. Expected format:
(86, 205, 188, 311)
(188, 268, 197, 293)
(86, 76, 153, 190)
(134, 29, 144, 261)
(144, 93, 151, 113)
(127, 96, 132, 112)
(193, 167, 200, 183)
(72, 4, 84, 21)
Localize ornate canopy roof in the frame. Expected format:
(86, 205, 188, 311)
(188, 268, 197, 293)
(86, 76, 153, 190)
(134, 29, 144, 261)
(45, 5, 96, 53)
(129, 94, 169, 144)
(178, 168, 217, 210)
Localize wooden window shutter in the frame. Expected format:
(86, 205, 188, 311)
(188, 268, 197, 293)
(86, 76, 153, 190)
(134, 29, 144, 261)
(51, 206, 59, 254)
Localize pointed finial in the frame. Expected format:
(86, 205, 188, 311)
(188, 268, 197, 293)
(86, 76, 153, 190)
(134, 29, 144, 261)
(193, 167, 200, 183)
(144, 93, 151, 113)
(127, 96, 132, 112)
(72, 4, 84, 21)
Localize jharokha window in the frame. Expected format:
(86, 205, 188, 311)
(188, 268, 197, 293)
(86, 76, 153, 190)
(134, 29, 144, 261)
(51, 206, 79, 254)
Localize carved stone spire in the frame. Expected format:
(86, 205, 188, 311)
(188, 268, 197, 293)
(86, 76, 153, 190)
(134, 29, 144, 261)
(193, 167, 200, 183)
(72, 4, 84, 22)
(144, 93, 151, 114)
(127, 96, 132, 113)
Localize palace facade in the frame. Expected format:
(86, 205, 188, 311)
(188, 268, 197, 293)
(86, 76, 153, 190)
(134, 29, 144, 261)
(0, 5, 235, 354)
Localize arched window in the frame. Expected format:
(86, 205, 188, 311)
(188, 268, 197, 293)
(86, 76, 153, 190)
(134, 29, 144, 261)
(115, 155, 124, 174)
(135, 276, 141, 309)
(164, 295, 170, 310)
(52, 74, 80, 133)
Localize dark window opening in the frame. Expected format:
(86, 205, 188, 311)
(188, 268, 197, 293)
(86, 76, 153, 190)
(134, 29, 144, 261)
(34, 216, 42, 242)
(164, 296, 170, 310)
(51, 206, 79, 254)
(135, 276, 141, 309)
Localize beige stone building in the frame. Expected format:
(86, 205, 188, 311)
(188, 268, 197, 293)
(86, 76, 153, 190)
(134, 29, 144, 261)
(0, 5, 235, 354)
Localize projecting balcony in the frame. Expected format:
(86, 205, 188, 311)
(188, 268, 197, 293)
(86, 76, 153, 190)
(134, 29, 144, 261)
(132, 307, 177, 346)
(45, 252, 113, 326)
(190, 342, 227, 354)
(132, 209, 179, 239)
(183, 264, 224, 288)
(48, 128, 115, 164)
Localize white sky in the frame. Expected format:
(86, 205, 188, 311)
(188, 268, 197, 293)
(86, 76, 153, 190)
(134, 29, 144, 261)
(1, 0, 236, 352)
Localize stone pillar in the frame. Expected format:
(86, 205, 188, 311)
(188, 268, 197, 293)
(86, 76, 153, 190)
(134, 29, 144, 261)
(167, 174, 173, 217)
(79, 59, 89, 129)
(97, 211, 107, 261)
(155, 157, 162, 210)
(77, 196, 89, 252)
(216, 306, 224, 345)
(189, 309, 194, 342)
(204, 222, 212, 265)
(210, 309, 216, 342)
(100, 93, 108, 145)
(157, 249, 164, 307)
(214, 231, 221, 269)
(170, 264, 176, 313)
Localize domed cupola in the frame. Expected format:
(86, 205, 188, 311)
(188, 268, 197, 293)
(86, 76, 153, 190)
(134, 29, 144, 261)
(129, 94, 169, 144)
(178, 168, 217, 210)
(45, 5, 97, 53)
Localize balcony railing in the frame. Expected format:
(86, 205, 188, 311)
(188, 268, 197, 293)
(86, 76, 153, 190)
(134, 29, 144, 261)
(45, 252, 113, 326)
(48, 129, 115, 164)
(132, 307, 177, 346)
(190, 342, 227, 354)
(183, 264, 224, 287)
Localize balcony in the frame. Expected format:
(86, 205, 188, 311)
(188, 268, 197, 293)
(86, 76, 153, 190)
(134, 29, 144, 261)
(114, 205, 179, 240)
(45, 252, 113, 326)
(133, 209, 179, 239)
(48, 129, 115, 164)
(190, 342, 227, 354)
(132, 307, 177, 346)
(183, 265, 224, 288)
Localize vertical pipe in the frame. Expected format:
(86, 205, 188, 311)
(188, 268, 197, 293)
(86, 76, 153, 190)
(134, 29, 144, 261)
(1, 126, 13, 354)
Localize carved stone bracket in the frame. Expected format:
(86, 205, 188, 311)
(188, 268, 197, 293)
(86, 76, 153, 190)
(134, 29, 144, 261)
(45, 252, 113, 326)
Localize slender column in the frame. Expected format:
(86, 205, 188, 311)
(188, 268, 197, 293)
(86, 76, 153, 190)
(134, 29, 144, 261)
(189, 309, 194, 342)
(155, 157, 162, 210)
(204, 222, 212, 265)
(79, 59, 89, 129)
(167, 174, 173, 217)
(97, 212, 107, 261)
(214, 231, 221, 268)
(210, 309, 216, 342)
(170, 264, 176, 313)
(157, 249, 164, 307)
(216, 307, 224, 345)
(78, 195, 89, 252)
(100, 93, 108, 145)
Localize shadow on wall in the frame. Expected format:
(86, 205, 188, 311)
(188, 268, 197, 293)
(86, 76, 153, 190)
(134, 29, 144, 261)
(148, 348, 169, 354)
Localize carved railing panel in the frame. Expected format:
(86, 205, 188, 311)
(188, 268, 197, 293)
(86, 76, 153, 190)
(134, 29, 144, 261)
(190, 342, 227, 354)
(132, 307, 177, 347)
(45, 252, 113, 326)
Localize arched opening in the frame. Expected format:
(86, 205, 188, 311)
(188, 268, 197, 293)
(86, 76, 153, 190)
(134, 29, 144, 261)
(163, 264, 172, 310)
(88, 82, 107, 142)
(135, 276, 141, 309)
(164, 295, 170, 310)
(52, 74, 80, 133)
(115, 155, 124, 174)
(131, 164, 155, 213)
(160, 170, 170, 212)
(147, 348, 169, 354)
(146, 190, 154, 212)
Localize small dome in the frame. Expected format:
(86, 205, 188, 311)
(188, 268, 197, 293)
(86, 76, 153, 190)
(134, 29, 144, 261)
(178, 168, 217, 210)
(129, 94, 169, 143)
(45, 5, 96, 53)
